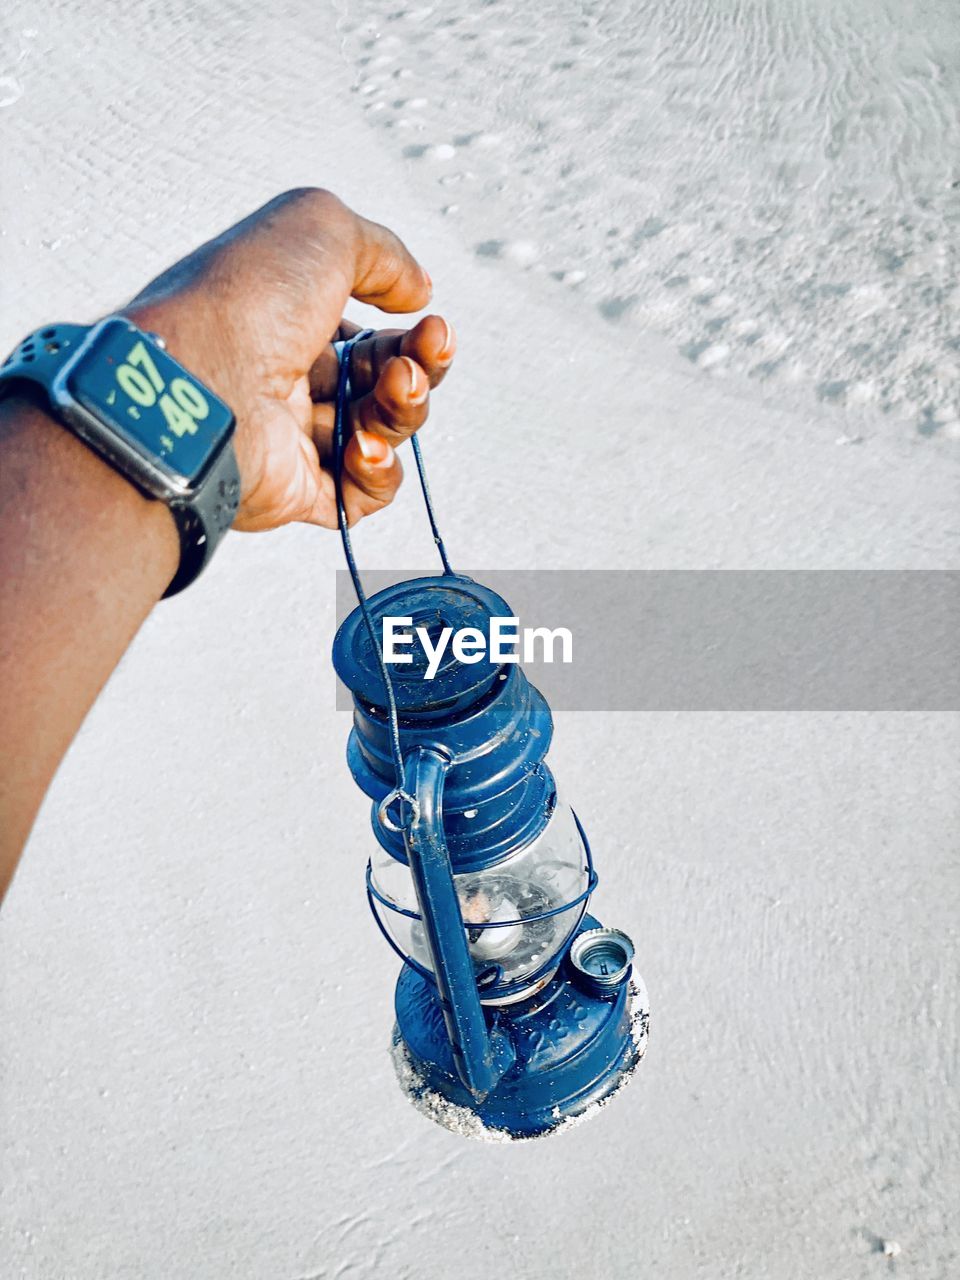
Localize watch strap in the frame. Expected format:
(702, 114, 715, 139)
(163, 440, 241, 597)
(0, 323, 90, 385)
(0, 321, 241, 598)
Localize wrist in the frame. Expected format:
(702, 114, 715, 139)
(0, 392, 180, 602)
(121, 295, 223, 391)
(0, 314, 242, 595)
(122, 296, 254, 504)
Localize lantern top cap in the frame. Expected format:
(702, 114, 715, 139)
(333, 574, 514, 714)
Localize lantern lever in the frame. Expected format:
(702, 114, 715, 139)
(402, 747, 516, 1101)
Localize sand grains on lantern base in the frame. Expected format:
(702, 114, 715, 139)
(389, 980, 649, 1142)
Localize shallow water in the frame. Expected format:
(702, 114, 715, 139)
(336, 0, 960, 437)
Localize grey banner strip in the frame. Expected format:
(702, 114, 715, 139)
(335, 570, 959, 711)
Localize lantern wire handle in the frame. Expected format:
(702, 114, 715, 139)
(332, 329, 456, 814)
(411, 431, 455, 577)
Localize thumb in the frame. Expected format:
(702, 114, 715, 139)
(256, 188, 433, 314)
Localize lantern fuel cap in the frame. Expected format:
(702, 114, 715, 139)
(569, 928, 635, 996)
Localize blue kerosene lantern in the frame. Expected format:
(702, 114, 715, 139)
(330, 336, 648, 1139)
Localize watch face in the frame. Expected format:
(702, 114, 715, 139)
(66, 318, 234, 487)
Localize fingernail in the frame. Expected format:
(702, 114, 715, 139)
(400, 355, 428, 404)
(437, 317, 457, 364)
(422, 267, 433, 295)
(355, 430, 394, 466)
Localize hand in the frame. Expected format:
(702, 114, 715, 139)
(123, 188, 456, 532)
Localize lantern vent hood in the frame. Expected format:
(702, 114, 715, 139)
(333, 575, 511, 715)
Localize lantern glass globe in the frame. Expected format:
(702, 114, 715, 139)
(370, 800, 590, 1003)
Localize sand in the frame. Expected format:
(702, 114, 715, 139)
(1, 2, 958, 1278)
(336, 0, 960, 439)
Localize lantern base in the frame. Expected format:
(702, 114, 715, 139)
(391, 916, 649, 1140)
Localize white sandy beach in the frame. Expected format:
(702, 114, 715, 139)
(1, 2, 958, 1278)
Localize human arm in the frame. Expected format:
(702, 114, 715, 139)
(0, 188, 456, 898)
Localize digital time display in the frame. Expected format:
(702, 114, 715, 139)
(67, 319, 234, 486)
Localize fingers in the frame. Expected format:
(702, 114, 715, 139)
(400, 314, 456, 383)
(309, 314, 456, 402)
(339, 430, 403, 524)
(351, 314, 457, 395)
(309, 354, 430, 452)
(348, 354, 432, 446)
(252, 420, 401, 531)
(307, 314, 456, 451)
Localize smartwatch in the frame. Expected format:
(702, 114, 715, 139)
(0, 315, 241, 596)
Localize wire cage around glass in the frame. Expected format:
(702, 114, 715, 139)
(367, 798, 597, 1005)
